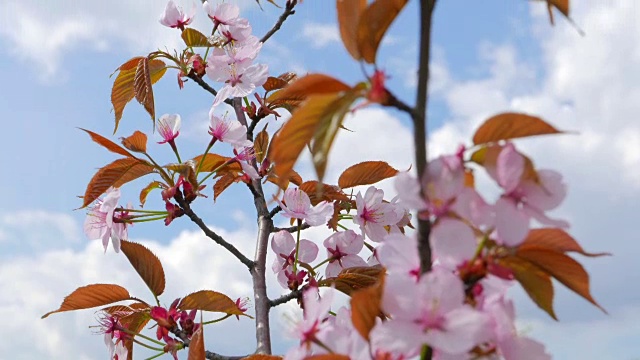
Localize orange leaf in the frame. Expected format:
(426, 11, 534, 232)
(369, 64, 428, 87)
(120, 130, 148, 153)
(214, 172, 239, 201)
(298, 181, 349, 205)
(117, 56, 146, 72)
(81, 158, 155, 208)
(111, 58, 166, 133)
(356, 0, 408, 64)
(80, 128, 134, 158)
(517, 249, 606, 313)
(269, 93, 341, 180)
(134, 57, 156, 126)
(338, 161, 399, 189)
(499, 256, 557, 320)
(254, 125, 270, 163)
(42, 284, 131, 318)
(120, 240, 166, 297)
(139, 181, 164, 207)
(187, 325, 206, 360)
(268, 74, 350, 104)
(120, 307, 151, 360)
(178, 290, 249, 317)
(319, 266, 384, 296)
(351, 273, 384, 340)
(191, 153, 236, 173)
(472, 112, 562, 145)
(182, 28, 211, 47)
(546, 0, 569, 25)
(337, 0, 367, 60)
(519, 228, 610, 257)
(263, 76, 289, 92)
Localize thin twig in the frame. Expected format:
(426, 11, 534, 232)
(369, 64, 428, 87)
(387, 90, 416, 118)
(273, 222, 311, 233)
(268, 288, 302, 307)
(172, 328, 246, 360)
(268, 206, 282, 219)
(186, 73, 233, 106)
(260, 0, 297, 44)
(175, 193, 254, 270)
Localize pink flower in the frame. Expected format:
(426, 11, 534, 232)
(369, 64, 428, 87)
(289, 286, 334, 352)
(233, 147, 260, 180)
(323, 230, 367, 277)
(271, 230, 318, 289)
(162, 334, 182, 360)
(157, 114, 181, 144)
(219, 19, 253, 43)
(208, 62, 269, 106)
(371, 269, 490, 357)
(159, 0, 195, 30)
(376, 233, 420, 281)
(83, 187, 128, 253)
(97, 314, 129, 360)
(203, 2, 240, 26)
(431, 218, 477, 269)
(234, 297, 250, 320)
(208, 108, 252, 147)
(354, 186, 404, 242)
(276, 188, 334, 226)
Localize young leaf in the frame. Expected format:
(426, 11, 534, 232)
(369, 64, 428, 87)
(117, 56, 146, 72)
(298, 181, 349, 205)
(120, 130, 148, 153)
(337, 0, 367, 60)
(139, 181, 164, 207)
(119, 308, 151, 360)
(472, 112, 562, 145)
(182, 28, 211, 47)
(191, 153, 236, 172)
(81, 158, 155, 208)
(120, 240, 166, 297)
(499, 256, 557, 320)
(311, 88, 361, 182)
(254, 125, 270, 163)
(214, 172, 239, 201)
(42, 284, 131, 318)
(187, 325, 206, 360)
(112, 58, 166, 132)
(263, 76, 289, 92)
(518, 228, 610, 257)
(269, 93, 341, 181)
(356, 0, 408, 64)
(338, 161, 399, 189)
(178, 290, 248, 316)
(350, 273, 384, 341)
(517, 248, 606, 313)
(318, 266, 384, 295)
(134, 57, 156, 126)
(268, 74, 350, 104)
(80, 128, 134, 158)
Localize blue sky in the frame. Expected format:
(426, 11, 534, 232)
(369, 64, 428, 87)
(0, 0, 639, 359)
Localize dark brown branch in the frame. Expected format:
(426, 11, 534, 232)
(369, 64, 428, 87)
(268, 206, 282, 219)
(186, 73, 233, 106)
(175, 193, 254, 270)
(387, 90, 416, 118)
(273, 222, 311, 233)
(260, 0, 297, 44)
(268, 288, 302, 307)
(172, 328, 246, 360)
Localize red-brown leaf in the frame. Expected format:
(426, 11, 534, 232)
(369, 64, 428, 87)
(187, 325, 206, 360)
(80, 128, 134, 158)
(134, 57, 156, 125)
(338, 161, 399, 189)
(191, 153, 237, 173)
(120, 240, 166, 297)
(519, 228, 610, 257)
(120, 130, 148, 153)
(42, 284, 131, 318)
(81, 158, 155, 208)
(356, 0, 408, 64)
(139, 181, 164, 207)
(118, 57, 146, 71)
(546, 0, 569, 25)
(214, 172, 239, 201)
(268, 74, 350, 104)
(178, 290, 248, 316)
(351, 273, 384, 340)
(337, 0, 367, 60)
(298, 181, 349, 206)
(319, 266, 384, 296)
(517, 248, 606, 313)
(263, 76, 289, 92)
(254, 125, 270, 163)
(499, 256, 557, 320)
(472, 112, 562, 145)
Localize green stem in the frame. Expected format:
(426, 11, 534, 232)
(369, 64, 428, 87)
(196, 139, 216, 177)
(132, 338, 164, 352)
(197, 158, 234, 186)
(169, 140, 182, 163)
(144, 352, 166, 360)
(123, 209, 168, 215)
(292, 219, 302, 275)
(145, 153, 174, 186)
(202, 313, 233, 325)
(470, 235, 488, 263)
(420, 344, 432, 360)
(119, 328, 164, 346)
(336, 223, 349, 231)
(129, 215, 167, 223)
(312, 256, 333, 270)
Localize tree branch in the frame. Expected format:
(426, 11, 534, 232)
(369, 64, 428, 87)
(260, 0, 297, 44)
(268, 206, 281, 219)
(175, 193, 254, 270)
(268, 288, 302, 307)
(233, 97, 273, 354)
(387, 90, 416, 118)
(186, 73, 233, 107)
(172, 328, 246, 360)
(273, 222, 311, 233)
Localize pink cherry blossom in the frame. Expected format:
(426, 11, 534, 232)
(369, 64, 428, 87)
(371, 269, 490, 357)
(376, 233, 420, 281)
(83, 187, 128, 253)
(219, 19, 253, 43)
(159, 0, 195, 30)
(354, 186, 404, 242)
(271, 230, 318, 289)
(431, 218, 478, 269)
(208, 108, 252, 147)
(233, 147, 260, 180)
(203, 2, 240, 26)
(287, 286, 334, 355)
(208, 62, 269, 106)
(276, 188, 334, 226)
(323, 230, 367, 277)
(157, 114, 181, 144)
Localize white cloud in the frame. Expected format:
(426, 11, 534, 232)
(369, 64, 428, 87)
(0, 210, 81, 253)
(301, 22, 340, 48)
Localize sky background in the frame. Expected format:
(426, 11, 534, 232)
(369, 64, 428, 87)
(0, 0, 638, 359)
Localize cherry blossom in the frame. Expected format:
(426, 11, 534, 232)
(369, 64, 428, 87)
(83, 187, 128, 253)
(376, 233, 420, 281)
(431, 218, 478, 269)
(323, 230, 367, 277)
(159, 0, 195, 30)
(208, 62, 269, 106)
(233, 147, 260, 180)
(203, 2, 240, 26)
(157, 114, 181, 144)
(271, 230, 318, 289)
(276, 188, 334, 226)
(354, 186, 404, 242)
(286, 286, 335, 358)
(208, 108, 252, 147)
